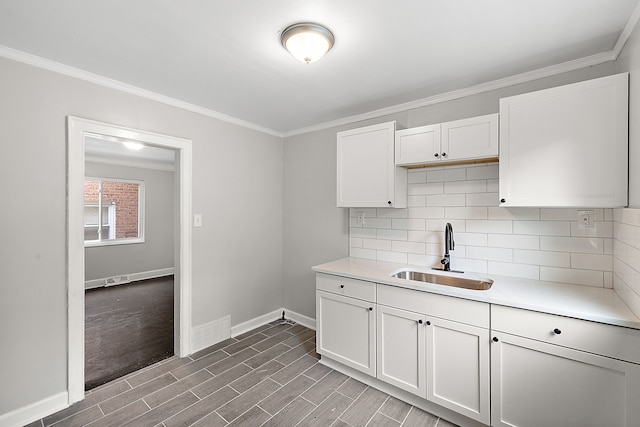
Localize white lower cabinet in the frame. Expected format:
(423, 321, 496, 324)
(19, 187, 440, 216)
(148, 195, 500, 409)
(376, 305, 426, 396)
(315, 274, 376, 376)
(376, 284, 491, 425)
(427, 317, 490, 424)
(491, 305, 640, 427)
(491, 332, 640, 427)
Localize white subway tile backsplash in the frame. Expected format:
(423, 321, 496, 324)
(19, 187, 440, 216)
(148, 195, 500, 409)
(513, 220, 571, 236)
(427, 167, 466, 182)
(513, 250, 570, 268)
(488, 234, 539, 250)
(426, 193, 466, 206)
(409, 182, 444, 196)
(489, 262, 539, 280)
(540, 267, 604, 287)
(347, 164, 625, 292)
(444, 180, 486, 194)
(409, 206, 445, 219)
(408, 170, 427, 184)
(466, 193, 500, 207)
(445, 207, 488, 220)
(377, 229, 408, 241)
(467, 220, 513, 234)
(467, 246, 513, 262)
(361, 217, 392, 229)
(571, 253, 613, 272)
(392, 218, 426, 230)
(392, 240, 427, 254)
(570, 221, 613, 238)
(466, 163, 499, 180)
(488, 207, 540, 220)
(363, 238, 392, 251)
(408, 195, 426, 207)
(455, 232, 488, 247)
(376, 208, 409, 219)
(540, 236, 604, 254)
(377, 251, 407, 264)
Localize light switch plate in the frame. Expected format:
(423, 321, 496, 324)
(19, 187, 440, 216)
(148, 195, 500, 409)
(194, 214, 203, 227)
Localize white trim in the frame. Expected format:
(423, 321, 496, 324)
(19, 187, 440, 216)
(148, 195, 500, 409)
(84, 267, 175, 290)
(231, 309, 284, 338)
(613, 1, 640, 57)
(0, 45, 282, 138)
(191, 316, 232, 354)
(230, 308, 317, 338)
(85, 154, 175, 172)
(67, 116, 192, 404)
(0, 391, 68, 427)
(283, 309, 316, 330)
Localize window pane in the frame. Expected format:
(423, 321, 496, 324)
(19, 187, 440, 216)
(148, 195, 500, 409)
(84, 179, 142, 244)
(102, 181, 139, 239)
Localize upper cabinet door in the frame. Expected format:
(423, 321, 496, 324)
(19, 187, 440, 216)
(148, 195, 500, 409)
(499, 73, 629, 207)
(441, 113, 498, 162)
(337, 121, 407, 208)
(395, 124, 441, 166)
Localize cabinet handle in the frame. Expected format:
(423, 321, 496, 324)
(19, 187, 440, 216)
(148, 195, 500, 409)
(434, 153, 440, 158)
(441, 152, 447, 157)
(339, 284, 344, 289)
(553, 328, 562, 335)
(493, 337, 499, 342)
(500, 198, 506, 203)
(368, 307, 373, 311)
(418, 319, 423, 324)
(387, 201, 392, 205)
(426, 321, 431, 326)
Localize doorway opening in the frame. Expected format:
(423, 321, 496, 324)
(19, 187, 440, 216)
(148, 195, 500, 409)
(67, 117, 193, 404)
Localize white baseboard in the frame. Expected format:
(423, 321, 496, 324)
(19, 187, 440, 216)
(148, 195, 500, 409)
(0, 392, 68, 427)
(231, 309, 284, 338)
(283, 309, 316, 330)
(191, 315, 231, 354)
(85, 267, 174, 289)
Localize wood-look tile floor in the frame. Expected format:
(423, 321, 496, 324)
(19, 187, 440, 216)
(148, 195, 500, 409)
(29, 320, 458, 427)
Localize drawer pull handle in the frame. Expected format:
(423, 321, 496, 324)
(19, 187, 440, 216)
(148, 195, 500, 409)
(368, 307, 373, 311)
(418, 319, 423, 324)
(340, 284, 344, 289)
(426, 321, 431, 326)
(493, 337, 499, 342)
(553, 328, 562, 335)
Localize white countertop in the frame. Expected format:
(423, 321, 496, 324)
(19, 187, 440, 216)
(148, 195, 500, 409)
(312, 257, 640, 330)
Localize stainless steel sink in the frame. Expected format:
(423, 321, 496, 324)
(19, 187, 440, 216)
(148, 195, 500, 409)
(391, 270, 493, 290)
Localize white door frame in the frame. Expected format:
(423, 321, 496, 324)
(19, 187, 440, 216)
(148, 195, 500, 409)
(66, 116, 193, 404)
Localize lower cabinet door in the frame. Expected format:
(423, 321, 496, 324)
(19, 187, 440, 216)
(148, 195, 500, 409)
(316, 291, 376, 376)
(376, 305, 426, 396)
(491, 332, 640, 427)
(426, 317, 490, 425)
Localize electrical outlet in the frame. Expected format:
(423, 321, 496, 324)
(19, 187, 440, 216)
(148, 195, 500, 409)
(357, 211, 365, 226)
(194, 214, 203, 227)
(577, 210, 594, 229)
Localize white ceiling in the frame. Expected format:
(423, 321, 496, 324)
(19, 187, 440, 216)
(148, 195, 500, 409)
(0, 0, 638, 136)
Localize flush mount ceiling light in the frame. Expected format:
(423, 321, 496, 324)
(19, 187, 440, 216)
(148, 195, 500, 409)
(281, 22, 334, 64)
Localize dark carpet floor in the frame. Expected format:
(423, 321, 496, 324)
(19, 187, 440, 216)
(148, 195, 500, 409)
(85, 276, 174, 390)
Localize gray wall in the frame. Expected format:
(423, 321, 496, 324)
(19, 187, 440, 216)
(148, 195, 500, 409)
(0, 56, 283, 415)
(84, 161, 175, 283)
(281, 63, 618, 320)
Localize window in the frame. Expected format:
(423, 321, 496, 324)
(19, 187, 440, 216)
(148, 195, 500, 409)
(84, 178, 144, 246)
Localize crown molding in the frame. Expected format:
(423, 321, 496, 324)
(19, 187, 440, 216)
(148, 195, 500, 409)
(613, 1, 640, 57)
(0, 45, 284, 138)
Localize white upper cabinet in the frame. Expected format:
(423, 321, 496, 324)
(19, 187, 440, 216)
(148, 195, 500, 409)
(395, 124, 441, 165)
(337, 121, 407, 208)
(499, 73, 629, 207)
(395, 114, 498, 166)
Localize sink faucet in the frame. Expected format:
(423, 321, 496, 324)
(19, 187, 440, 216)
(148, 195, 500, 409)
(441, 223, 455, 271)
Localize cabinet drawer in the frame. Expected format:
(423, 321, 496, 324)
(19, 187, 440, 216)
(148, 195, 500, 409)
(377, 284, 489, 328)
(316, 273, 376, 302)
(492, 305, 640, 364)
